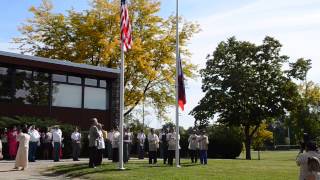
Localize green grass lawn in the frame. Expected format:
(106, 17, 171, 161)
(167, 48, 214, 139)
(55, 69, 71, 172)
(49, 151, 300, 180)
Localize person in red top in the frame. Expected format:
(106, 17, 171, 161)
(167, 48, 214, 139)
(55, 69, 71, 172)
(7, 126, 18, 160)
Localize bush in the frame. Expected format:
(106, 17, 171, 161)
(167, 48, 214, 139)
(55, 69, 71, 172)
(207, 125, 243, 159)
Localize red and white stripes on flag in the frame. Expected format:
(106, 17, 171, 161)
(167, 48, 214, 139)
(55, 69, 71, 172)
(121, 0, 132, 52)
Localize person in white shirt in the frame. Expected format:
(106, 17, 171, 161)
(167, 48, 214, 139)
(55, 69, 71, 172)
(297, 141, 320, 180)
(1, 128, 8, 160)
(198, 130, 209, 165)
(148, 128, 159, 164)
(112, 127, 120, 162)
(28, 125, 40, 162)
(167, 127, 180, 165)
(96, 123, 105, 165)
(188, 130, 199, 163)
(137, 129, 146, 159)
(51, 125, 62, 162)
(123, 128, 132, 163)
(107, 129, 113, 160)
(71, 127, 81, 161)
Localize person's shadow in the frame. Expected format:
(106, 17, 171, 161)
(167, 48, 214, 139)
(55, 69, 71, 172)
(0, 169, 20, 172)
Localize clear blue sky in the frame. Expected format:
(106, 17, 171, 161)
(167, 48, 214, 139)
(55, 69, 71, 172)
(1, 0, 320, 129)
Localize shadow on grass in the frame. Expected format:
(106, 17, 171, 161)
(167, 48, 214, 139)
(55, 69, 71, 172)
(44, 163, 133, 178)
(180, 163, 198, 167)
(44, 161, 203, 179)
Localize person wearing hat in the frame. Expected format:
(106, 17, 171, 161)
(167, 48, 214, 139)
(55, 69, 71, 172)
(198, 130, 209, 165)
(88, 118, 99, 168)
(188, 129, 199, 163)
(297, 141, 320, 180)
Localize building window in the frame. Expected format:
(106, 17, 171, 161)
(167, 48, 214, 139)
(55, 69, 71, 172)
(85, 78, 97, 86)
(84, 87, 107, 110)
(0, 66, 11, 102)
(68, 76, 82, 84)
(14, 70, 49, 105)
(0, 66, 8, 75)
(52, 83, 82, 108)
(52, 74, 67, 82)
(16, 69, 32, 79)
(99, 80, 107, 88)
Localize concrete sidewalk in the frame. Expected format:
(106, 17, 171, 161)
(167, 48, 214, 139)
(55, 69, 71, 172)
(0, 159, 88, 180)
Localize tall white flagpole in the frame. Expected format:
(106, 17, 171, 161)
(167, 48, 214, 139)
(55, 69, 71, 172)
(175, 0, 181, 168)
(119, 35, 125, 170)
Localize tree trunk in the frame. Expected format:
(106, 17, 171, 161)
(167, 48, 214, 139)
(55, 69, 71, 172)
(244, 126, 252, 160)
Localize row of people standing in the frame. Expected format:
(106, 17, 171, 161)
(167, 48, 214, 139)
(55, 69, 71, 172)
(1, 121, 209, 169)
(136, 127, 210, 165)
(87, 119, 182, 166)
(0, 125, 63, 170)
(0, 127, 36, 170)
(188, 130, 209, 165)
(28, 125, 63, 163)
(137, 127, 180, 165)
(0, 126, 19, 160)
(0, 125, 63, 162)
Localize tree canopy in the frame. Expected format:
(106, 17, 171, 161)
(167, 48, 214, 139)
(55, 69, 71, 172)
(287, 81, 320, 142)
(190, 36, 308, 159)
(14, 0, 200, 119)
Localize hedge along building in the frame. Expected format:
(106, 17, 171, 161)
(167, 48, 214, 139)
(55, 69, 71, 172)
(0, 51, 120, 130)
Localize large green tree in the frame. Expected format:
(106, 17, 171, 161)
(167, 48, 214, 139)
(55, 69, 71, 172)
(285, 58, 320, 144)
(287, 81, 320, 143)
(14, 0, 199, 118)
(190, 36, 307, 159)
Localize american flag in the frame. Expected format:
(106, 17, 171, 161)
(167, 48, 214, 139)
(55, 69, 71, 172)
(121, 0, 132, 52)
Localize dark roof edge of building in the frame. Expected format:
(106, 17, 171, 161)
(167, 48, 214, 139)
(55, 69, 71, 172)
(0, 51, 120, 74)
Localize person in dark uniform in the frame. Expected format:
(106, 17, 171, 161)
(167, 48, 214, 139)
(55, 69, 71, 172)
(159, 128, 168, 164)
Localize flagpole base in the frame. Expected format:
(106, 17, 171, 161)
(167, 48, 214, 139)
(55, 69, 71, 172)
(176, 165, 181, 168)
(118, 167, 126, 170)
